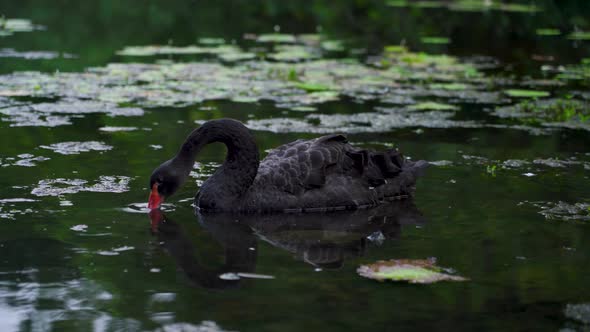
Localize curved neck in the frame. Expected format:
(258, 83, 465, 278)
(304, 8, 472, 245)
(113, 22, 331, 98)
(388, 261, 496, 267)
(177, 119, 260, 206)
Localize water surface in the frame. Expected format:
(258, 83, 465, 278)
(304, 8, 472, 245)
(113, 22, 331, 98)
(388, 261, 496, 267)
(0, 1, 589, 331)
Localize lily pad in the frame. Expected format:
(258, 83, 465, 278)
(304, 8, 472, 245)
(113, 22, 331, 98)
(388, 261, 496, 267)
(429, 83, 468, 90)
(256, 33, 296, 43)
(421, 37, 450, 45)
(197, 37, 225, 45)
(268, 45, 318, 62)
(387, 0, 445, 8)
(408, 102, 459, 111)
(321, 40, 345, 52)
(536, 28, 561, 36)
(449, 0, 541, 13)
(294, 82, 332, 92)
(357, 258, 468, 284)
(504, 89, 550, 98)
(568, 31, 590, 41)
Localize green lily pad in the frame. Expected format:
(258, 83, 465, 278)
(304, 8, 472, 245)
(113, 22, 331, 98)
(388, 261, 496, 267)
(268, 45, 318, 62)
(408, 102, 459, 111)
(568, 31, 590, 41)
(429, 83, 468, 90)
(421, 37, 451, 45)
(198, 37, 225, 45)
(357, 258, 468, 284)
(505, 89, 550, 98)
(384, 45, 408, 54)
(321, 40, 345, 52)
(536, 28, 561, 36)
(219, 52, 257, 62)
(449, 0, 540, 13)
(498, 3, 541, 13)
(256, 33, 296, 43)
(294, 82, 332, 92)
(387, 0, 445, 8)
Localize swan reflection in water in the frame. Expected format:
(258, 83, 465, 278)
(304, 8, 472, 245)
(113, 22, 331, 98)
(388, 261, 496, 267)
(149, 200, 425, 289)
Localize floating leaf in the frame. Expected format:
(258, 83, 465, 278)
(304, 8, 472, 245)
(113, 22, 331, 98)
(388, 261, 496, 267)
(387, 0, 445, 8)
(384, 45, 408, 54)
(504, 89, 550, 98)
(429, 83, 468, 90)
(357, 258, 468, 284)
(449, 0, 541, 13)
(256, 33, 296, 43)
(408, 102, 459, 111)
(268, 45, 318, 61)
(321, 40, 345, 52)
(568, 31, 590, 41)
(294, 82, 332, 92)
(197, 37, 225, 45)
(421, 37, 450, 45)
(536, 28, 561, 36)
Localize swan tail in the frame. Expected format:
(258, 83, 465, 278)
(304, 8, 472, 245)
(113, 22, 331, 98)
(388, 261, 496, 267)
(348, 148, 428, 198)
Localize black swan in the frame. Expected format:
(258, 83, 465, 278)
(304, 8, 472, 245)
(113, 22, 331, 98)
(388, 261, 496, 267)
(148, 118, 427, 212)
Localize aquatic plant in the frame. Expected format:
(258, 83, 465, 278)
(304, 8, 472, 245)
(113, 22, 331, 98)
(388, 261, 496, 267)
(357, 258, 468, 284)
(504, 89, 550, 98)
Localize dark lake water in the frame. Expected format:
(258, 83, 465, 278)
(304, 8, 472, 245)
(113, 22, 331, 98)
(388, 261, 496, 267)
(1, 1, 590, 331)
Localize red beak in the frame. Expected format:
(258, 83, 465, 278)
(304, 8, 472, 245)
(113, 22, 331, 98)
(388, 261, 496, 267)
(149, 208, 163, 234)
(148, 183, 162, 209)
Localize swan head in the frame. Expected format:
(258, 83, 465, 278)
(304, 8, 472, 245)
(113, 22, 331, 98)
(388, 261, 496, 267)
(148, 159, 186, 209)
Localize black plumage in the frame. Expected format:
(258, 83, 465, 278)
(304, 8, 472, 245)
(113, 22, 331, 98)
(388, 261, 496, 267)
(149, 118, 428, 213)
